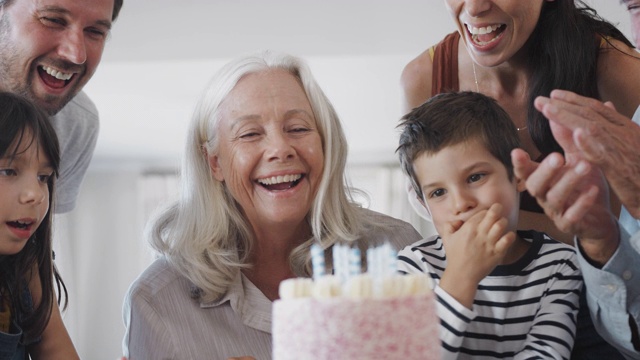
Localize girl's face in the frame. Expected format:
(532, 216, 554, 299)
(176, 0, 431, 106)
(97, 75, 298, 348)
(445, 0, 548, 67)
(0, 132, 53, 255)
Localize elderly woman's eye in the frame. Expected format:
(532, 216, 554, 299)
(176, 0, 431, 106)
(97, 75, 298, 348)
(239, 132, 259, 138)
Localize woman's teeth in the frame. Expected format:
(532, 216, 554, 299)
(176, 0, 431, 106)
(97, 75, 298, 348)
(466, 24, 504, 46)
(466, 24, 502, 35)
(258, 174, 302, 186)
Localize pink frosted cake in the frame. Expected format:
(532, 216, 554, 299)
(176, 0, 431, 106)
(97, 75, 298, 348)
(272, 274, 441, 360)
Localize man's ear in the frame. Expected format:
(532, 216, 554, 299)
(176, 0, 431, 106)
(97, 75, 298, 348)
(204, 147, 225, 182)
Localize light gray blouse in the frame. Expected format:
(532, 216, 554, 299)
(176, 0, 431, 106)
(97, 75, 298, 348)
(122, 209, 422, 359)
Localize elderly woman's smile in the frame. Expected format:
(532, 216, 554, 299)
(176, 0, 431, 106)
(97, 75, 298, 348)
(257, 173, 304, 191)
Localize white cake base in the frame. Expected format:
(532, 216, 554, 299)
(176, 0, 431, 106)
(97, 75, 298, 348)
(273, 293, 440, 359)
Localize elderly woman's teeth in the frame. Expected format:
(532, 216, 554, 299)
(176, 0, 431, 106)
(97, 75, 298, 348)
(258, 174, 302, 186)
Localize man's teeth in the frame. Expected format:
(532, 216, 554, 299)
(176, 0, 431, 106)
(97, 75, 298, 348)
(466, 24, 502, 35)
(258, 174, 302, 185)
(42, 66, 73, 81)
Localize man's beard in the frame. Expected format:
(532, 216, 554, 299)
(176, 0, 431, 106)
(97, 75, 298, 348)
(0, 16, 78, 115)
(8, 75, 76, 116)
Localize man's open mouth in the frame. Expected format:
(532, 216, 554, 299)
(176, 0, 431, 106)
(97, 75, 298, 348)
(38, 65, 74, 89)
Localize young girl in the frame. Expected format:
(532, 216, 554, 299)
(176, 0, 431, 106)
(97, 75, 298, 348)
(0, 92, 78, 359)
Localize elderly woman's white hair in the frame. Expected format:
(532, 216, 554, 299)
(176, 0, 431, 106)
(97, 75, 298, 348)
(148, 51, 371, 301)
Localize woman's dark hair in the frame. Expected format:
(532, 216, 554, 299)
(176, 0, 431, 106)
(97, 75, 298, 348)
(526, 0, 635, 156)
(0, 92, 66, 342)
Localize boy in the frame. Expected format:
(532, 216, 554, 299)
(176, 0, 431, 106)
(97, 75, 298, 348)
(396, 91, 582, 359)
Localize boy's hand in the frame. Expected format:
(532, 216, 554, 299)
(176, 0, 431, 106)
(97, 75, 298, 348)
(438, 203, 515, 308)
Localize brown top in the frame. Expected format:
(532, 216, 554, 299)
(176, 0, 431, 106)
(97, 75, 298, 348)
(430, 31, 461, 95)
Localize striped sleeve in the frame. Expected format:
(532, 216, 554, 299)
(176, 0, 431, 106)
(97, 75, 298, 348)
(397, 236, 439, 275)
(435, 285, 478, 360)
(514, 244, 582, 360)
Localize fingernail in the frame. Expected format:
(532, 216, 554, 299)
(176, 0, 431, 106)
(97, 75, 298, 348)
(551, 89, 567, 98)
(575, 161, 589, 175)
(549, 155, 561, 168)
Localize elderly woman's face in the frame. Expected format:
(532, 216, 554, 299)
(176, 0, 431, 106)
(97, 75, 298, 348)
(208, 69, 324, 230)
(445, 0, 546, 67)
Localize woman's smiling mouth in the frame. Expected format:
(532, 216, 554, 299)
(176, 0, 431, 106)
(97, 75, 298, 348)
(257, 174, 304, 191)
(466, 23, 505, 46)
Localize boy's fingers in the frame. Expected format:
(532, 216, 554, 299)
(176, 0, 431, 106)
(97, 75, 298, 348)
(494, 232, 516, 255)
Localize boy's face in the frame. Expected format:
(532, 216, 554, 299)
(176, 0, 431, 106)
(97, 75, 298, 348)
(413, 138, 524, 236)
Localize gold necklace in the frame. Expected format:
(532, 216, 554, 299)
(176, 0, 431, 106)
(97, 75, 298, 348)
(472, 62, 528, 132)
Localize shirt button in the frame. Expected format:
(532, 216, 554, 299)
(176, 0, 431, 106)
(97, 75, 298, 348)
(608, 284, 618, 292)
(623, 270, 633, 281)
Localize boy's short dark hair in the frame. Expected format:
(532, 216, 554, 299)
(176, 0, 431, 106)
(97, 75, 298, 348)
(396, 91, 521, 201)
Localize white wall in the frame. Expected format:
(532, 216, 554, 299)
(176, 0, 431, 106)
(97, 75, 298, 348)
(63, 1, 632, 358)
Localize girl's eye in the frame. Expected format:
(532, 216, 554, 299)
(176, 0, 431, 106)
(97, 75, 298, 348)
(468, 173, 485, 183)
(38, 174, 52, 183)
(0, 169, 16, 176)
(430, 188, 446, 198)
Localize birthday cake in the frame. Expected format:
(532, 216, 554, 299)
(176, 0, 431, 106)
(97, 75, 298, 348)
(272, 244, 441, 360)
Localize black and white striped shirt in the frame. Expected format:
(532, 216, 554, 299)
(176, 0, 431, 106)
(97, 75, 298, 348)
(398, 230, 582, 360)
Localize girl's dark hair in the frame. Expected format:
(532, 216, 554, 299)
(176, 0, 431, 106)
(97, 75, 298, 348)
(526, 0, 635, 156)
(0, 92, 66, 342)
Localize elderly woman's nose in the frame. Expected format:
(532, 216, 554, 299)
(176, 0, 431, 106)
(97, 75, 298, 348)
(266, 132, 296, 160)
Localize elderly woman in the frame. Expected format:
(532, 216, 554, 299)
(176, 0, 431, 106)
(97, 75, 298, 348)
(122, 52, 421, 359)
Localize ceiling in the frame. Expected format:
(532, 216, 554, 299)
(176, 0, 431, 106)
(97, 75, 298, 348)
(103, 0, 452, 63)
(103, 0, 631, 64)
(87, 0, 632, 169)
